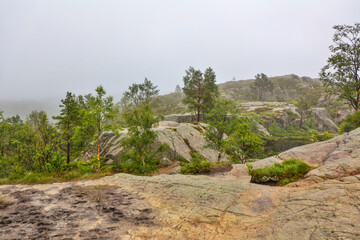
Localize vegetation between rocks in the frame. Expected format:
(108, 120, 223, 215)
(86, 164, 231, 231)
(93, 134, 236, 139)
(247, 159, 311, 186)
(180, 151, 232, 175)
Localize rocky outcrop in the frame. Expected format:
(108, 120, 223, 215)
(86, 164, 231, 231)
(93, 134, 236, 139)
(218, 74, 322, 102)
(311, 108, 339, 132)
(239, 102, 339, 132)
(164, 114, 198, 122)
(82, 121, 228, 164)
(251, 127, 360, 186)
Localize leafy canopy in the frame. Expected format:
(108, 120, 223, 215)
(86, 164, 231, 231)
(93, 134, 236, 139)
(182, 66, 219, 121)
(250, 73, 274, 101)
(121, 78, 159, 110)
(120, 105, 166, 174)
(320, 23, 360, 112)
(205, 98, 264, 163)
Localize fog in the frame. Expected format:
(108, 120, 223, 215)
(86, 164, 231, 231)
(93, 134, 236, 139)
(1, 0, 359, 103)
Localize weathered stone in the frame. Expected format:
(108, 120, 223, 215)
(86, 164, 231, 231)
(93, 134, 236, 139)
(254, 121, 270, 135)
(159, 157, 172, 167)
(2, 172, 360, 239)
(251, 156, 282, 169)
(82, 121, 227, 163)
(164, 114, 198, 123)
(176, 124, 222, 162)
(311, 108, 339, 132)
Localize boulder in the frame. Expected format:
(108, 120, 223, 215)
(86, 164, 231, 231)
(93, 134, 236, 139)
(254, 121, 270, 135)
(335, 108, 354, 123)
(311, 108, 339, 132)
(164, 114, 198, 123)
(81, 121, 227, 163)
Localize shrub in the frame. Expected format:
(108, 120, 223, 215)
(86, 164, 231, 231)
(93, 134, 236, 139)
(339, 112, 360, 134)
(311, 131, 333, 142)
(247, 159, 311, 185)
(119, 104, 166, 175)
(180, 152, 212, 174)
(45, 151, 67, 173)
(119, 161, 159, 175)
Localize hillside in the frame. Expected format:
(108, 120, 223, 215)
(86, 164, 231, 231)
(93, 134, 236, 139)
(218, 74, 322, 103)
(152, 74, 324, 115)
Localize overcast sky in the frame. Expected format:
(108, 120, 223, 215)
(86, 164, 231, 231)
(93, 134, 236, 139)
(0, 0, 359, 101)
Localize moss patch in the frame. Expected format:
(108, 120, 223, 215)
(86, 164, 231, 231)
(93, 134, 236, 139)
(247, 159, 311, 185)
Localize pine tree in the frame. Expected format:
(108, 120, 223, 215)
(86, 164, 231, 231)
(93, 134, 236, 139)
(250, 73, 274, 101)
(121, 78, 159, 109)
(175, 85, 182, 93)
(182, 66, 219, 122)
(53, 92, 80, 164)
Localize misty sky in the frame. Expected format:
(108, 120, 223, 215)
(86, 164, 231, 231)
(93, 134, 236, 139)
(1, 0, 359, 101)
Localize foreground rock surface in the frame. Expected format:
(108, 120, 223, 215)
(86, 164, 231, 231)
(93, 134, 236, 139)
(1, 173, 360, 239)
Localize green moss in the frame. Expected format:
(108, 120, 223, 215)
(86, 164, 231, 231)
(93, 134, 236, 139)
(247, 159, 311, 186)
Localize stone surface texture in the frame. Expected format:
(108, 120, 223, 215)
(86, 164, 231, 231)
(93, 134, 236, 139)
(82, 121, 227, 163)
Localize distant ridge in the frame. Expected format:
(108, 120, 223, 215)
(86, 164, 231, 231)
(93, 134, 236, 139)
(0, 74, 323, 119)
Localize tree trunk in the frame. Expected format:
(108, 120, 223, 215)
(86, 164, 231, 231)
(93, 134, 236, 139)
(67, 141, 70, 165)
(141, 155, 145, 166)
(197, 107, 200, 122)
(97, 132, 100, 171)
(356, 89, 359, 128)
(356, 90, 359, 112)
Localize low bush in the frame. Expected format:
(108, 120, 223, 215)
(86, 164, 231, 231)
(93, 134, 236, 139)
(339, 112, 360, 134)
(247, 159, 311, 185)
(119, 161, 160, 175)
(311, 131, 333, 142)
(180, 152, 212, 174)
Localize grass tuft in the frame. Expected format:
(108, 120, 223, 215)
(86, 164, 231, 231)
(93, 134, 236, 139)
(247, 159, 311, 186)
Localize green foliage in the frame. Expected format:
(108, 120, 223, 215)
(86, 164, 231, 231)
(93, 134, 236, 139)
(204, 99, 264, 163)
(121, 78, 160, 110)
(223, 118, 264, 162)
(311, 131, 333, 142)
(85, 85, 118, 170)
(0, 86, 119, 183)
(205, 99, 238, 154)
(119, 105, 166, 175)
(247, 159, 311, 185)
(182, 66, 219, 121)
(45, 151, 67, 173)
(250, 73, 274, 101)
(294, 97, 311, 128)
(320, 23, 360, 112)
(339, 112, 360, 133)
(53, 91, 81, 164)
(180, 152, 212, 174)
